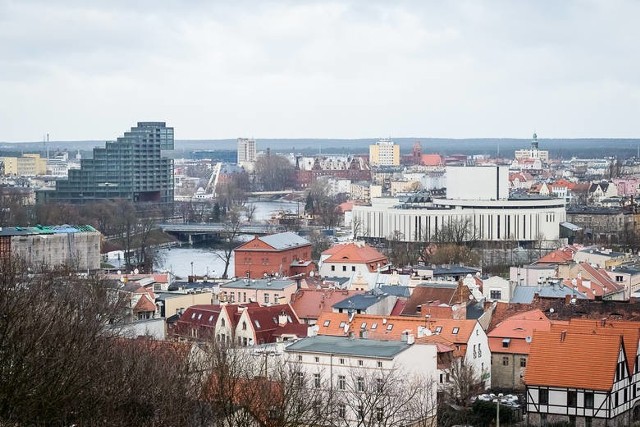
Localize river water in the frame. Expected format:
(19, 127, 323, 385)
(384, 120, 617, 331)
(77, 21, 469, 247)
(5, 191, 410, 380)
(155, 199, 303, 279)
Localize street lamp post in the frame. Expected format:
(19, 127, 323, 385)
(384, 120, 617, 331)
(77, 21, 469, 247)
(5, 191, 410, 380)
(494, 393, 504, 427)
(191, 261, 194, 278)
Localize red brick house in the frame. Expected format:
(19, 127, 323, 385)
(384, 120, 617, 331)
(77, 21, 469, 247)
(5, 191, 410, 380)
(234, 232, 314, 279)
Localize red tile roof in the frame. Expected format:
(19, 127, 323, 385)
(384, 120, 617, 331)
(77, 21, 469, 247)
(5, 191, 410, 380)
(133, 294, 156, 313)
(401, 283, 468, 316)
(524, 329, 622, 390)
(245, 303, 305, 344)
(321, 243, 388, 266)
(290, 289, 364, 321)
(536, 245, 581, 264)
(487, 309, 551, 355)
(315, 312, 350, 336)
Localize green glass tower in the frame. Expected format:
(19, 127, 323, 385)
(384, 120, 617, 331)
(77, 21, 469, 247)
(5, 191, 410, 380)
(37, 122, 174, 206)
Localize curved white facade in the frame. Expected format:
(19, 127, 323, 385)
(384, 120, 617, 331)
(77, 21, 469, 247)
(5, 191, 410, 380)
(352, 196, 566, 242)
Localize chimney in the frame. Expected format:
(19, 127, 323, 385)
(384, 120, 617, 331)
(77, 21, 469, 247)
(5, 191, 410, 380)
(407, 334, 415, 345)
(560, 330, 567, 342)
(278, 311, 288, 326)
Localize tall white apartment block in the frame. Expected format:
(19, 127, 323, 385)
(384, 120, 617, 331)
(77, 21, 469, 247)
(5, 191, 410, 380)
(237, 138, 257, 164)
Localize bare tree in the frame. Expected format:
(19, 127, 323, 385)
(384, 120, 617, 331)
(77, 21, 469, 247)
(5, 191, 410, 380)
(215, 207, 244, 279)
(0, 258, 199, 426)
(255, 154, 295, 191)
(329, 365, 437, 427)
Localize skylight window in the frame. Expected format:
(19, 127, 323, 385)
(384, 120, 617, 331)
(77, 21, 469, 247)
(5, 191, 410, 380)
(324, 320, 331, 327)
(339, 321, 346, 328)
(361, 322, 367, 329)
(371, 323, 378, 330)
(435, 326, 442, 334)
(386, 324, 393, 331)
(255, 320, 261, 329)
(452, 327, 459, 334)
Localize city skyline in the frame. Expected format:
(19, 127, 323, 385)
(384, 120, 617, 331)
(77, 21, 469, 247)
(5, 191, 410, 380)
(2, 1, 640, 142)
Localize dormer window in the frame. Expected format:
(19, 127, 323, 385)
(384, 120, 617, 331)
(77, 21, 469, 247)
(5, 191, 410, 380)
(502, 338, 511, 348)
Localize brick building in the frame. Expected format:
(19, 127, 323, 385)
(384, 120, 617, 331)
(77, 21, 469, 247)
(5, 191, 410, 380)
(233, 232, 313, 279)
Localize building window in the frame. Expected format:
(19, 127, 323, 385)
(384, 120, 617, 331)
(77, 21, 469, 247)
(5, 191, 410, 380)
(502, 356, 509, 366)
(338, 375, 346, 390)
(539, 389, 548, 405)
(376, 378, 384, 393)
(331, 265, 335, 271)
(502, 339, 510, 348)
(221, 318, 226, 327)
(323, 320, 331, 327)
(615, 392, 619, 407)
(339, 358, 345, 365)
(567, 390, 577, 407)
(342, 266, 347, 272)
(358, 360, 363, 366)
(358, 405, 364, 421)
(314, 373, 321, 388)
(296, 372, 304, 387)
(377, 361, 383, 368)
(520, 357, 527, 368)
(585, 417, 592, 427)
(297, 355, 302, 362)
(357, 377, 365, 392)
(242, 321, 247, 330)
(585, 392, 594, 409)
(490, 290, 502, 300)
(338, 404, 346, 418)
(376, 407, 383, 422)
(264, 294, 269, 304)
(452, 327, 459, 334)
(315, 356, 320, 363)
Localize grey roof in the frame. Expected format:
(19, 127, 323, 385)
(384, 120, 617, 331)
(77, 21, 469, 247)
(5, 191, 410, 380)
(578, 247, 625, 258)
(433, 265, 480, 277)
(259, 232, 310, 251)
(285, 336, 409, 359)
(378, 285, 411, 298)
(510, 285, 588, 304)
(333, 292, 392, 310)
(221, 278, 296, 291)
(560, 222, 582, 232)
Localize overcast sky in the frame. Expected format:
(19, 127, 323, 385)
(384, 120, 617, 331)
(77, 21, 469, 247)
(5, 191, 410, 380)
(1, 0, 639, 142)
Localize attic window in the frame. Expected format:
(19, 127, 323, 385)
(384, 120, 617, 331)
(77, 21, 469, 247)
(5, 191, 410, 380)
(323, 320, 331, 327)
(386, 324, 393, 331)
(502, 338, 511, 348)
(361, 322, 367, 329)
(435, 326, 442, 334)
(452, 327, 459, 335)
(371, 322, 378, 330)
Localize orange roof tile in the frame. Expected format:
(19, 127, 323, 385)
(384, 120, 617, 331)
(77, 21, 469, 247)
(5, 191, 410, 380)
(524, 330, 622, 391)
(322, 243, 388, 265)
(315, 312, 350, 336)
(549, 319, 640, 374)
(290, 289, 364, 321)
(488, 309, 551, 354)
(133, 294, 156, 313)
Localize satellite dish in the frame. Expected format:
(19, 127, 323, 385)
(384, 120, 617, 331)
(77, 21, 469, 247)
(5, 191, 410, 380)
(134, 268, 139, 275)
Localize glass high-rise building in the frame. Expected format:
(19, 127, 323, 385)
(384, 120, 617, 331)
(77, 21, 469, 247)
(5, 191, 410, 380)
(37, 122, 174, 206)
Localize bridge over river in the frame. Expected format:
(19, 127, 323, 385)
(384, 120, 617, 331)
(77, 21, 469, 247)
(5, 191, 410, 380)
(157, 222, 283, 244)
